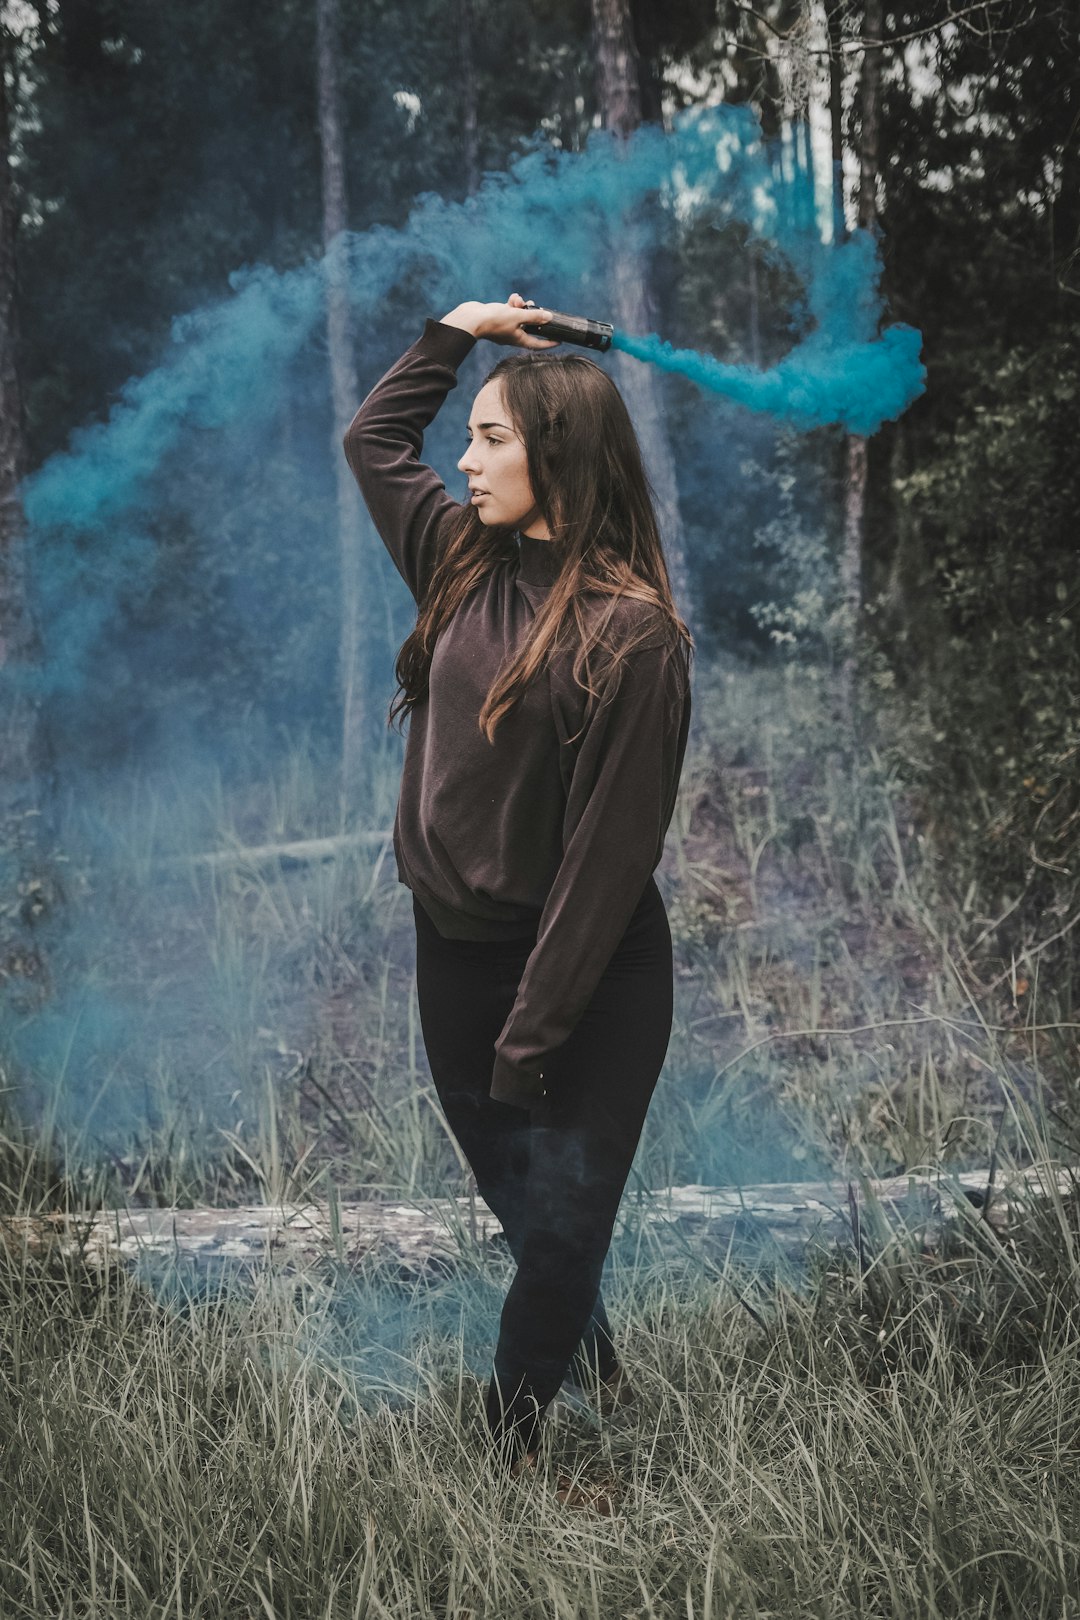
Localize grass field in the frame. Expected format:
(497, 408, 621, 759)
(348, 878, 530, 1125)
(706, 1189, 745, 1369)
(2, 1147, 1078, 1618)
(2, 658, 1077, 1616)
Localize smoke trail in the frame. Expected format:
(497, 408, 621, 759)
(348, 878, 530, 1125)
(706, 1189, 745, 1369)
(3, 97, 924, 1174)
(613, 261, 925, 435)
(18, 102, 924, 697)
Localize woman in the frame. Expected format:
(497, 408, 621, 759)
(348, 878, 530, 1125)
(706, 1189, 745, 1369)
(342, 292, 694, 1485)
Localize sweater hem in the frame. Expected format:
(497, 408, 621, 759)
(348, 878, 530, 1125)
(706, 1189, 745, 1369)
(405, 877, 542, 943)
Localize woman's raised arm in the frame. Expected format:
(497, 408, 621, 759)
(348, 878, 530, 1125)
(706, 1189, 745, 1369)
(342, 299, 556, 606)
(342, 319, 478, 606)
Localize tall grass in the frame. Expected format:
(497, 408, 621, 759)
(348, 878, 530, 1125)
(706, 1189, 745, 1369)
(2, 1098, 1077, 1617)
(1, 657, 1078, 1613)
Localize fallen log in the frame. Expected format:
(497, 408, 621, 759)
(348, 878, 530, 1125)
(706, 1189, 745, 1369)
(154, 830, 393, 872)
(4, 1163, 1074, 1280)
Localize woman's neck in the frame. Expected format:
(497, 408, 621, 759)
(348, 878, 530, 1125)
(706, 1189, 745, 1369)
(515, 530, 563, 588)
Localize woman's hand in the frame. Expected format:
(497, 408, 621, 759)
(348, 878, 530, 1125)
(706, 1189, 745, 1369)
(439, 293, 560, 348)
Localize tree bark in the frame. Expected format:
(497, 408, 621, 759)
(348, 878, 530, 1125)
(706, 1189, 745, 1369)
(588, 0, 693, 635)
(11, 1165, 1065, 1275)
(797, 105, 815, 226)
(316, 0, 370, 825)
(826, 0, 846, 241)
(0, 20, 51, 1012)
(457, 0, 480, 196)
(833, 0, 882, 747)
(854, 0, 882, 237)
(272, 46, 296, 476)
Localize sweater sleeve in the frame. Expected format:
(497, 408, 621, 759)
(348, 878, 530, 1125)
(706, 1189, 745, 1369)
(342, 317, 478, 604)
(489, 630, 692, 1109)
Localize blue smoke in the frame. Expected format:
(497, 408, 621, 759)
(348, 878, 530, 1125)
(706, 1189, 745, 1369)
(612, 230, 925, 435)
(4, 97, 924, 1171)
(19, 101, 922, 698)
(614, 320, 923, 435)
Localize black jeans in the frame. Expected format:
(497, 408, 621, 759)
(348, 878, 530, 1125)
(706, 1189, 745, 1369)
(412, 874, 673, 1462)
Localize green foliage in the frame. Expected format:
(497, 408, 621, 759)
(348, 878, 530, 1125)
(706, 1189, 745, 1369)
(876, 328, 1079, 989)
(748, 431, 845, 663)
(837, 1, 1080, 998)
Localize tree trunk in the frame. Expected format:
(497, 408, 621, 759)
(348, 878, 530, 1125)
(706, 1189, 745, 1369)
(855, 0, 883, 237)
(0, 20, 51, 1012)
(797, 106, 815, 228)
(588, 0, 693, 635)
(834, 0, 882, 747)
(316, 0, 369, 825)
(748, 246, 761, 367)
(272, 48, 296, 476)
(457, 0, 480, 196)
(826, 0, 846, 242)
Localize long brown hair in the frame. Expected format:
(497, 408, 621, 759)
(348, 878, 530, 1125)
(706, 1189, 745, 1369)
(388, 348, 694, 743)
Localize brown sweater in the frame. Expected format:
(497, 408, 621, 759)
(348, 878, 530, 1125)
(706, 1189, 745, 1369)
(343, 318, 692, 1109)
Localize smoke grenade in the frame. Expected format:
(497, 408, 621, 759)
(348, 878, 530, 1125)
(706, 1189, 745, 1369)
(522, 306, 614, 352)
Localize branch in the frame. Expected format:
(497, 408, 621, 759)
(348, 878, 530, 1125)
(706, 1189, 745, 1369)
(730, 2, 1038, 58)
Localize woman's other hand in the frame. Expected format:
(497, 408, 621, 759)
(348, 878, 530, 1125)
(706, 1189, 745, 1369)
(439, 294, 560, 348)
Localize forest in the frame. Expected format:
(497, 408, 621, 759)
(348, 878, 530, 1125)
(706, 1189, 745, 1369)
(0, 0, 1078, 1613)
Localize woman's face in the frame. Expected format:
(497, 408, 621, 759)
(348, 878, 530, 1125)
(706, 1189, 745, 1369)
(457, 380, 550, 538)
